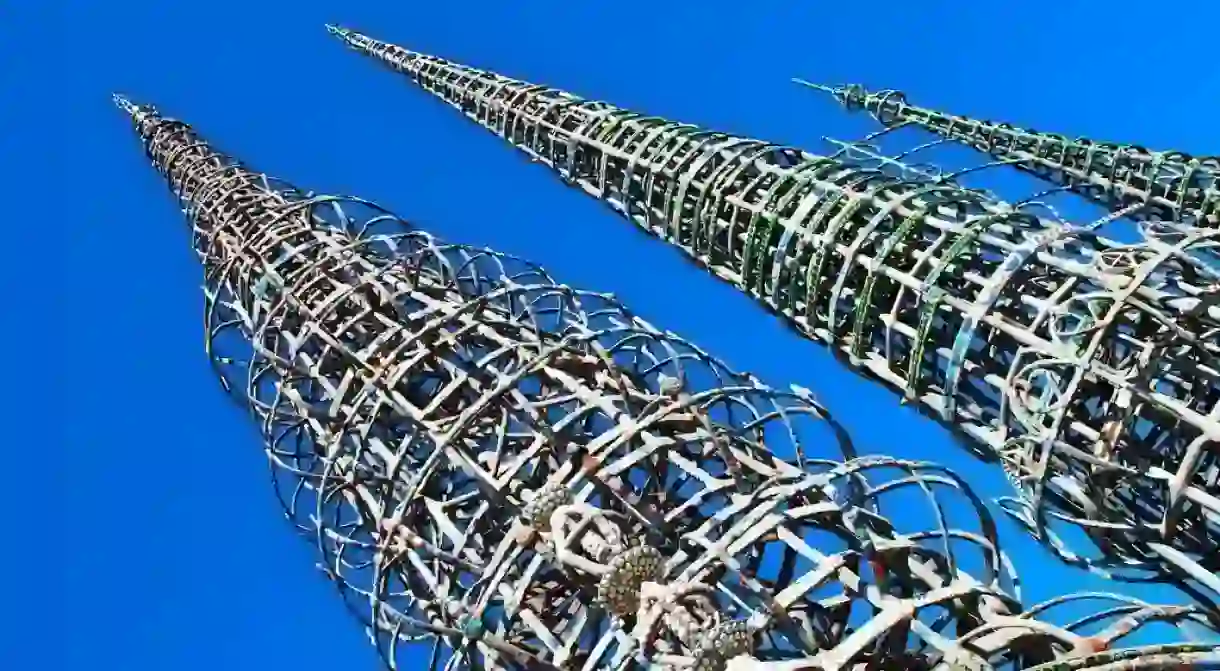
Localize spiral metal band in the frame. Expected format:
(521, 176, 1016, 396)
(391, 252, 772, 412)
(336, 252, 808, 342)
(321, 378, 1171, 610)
(326, 28, 1220, 598)
(798, 80, 1220, 229)
(120, 91, 1220, 668)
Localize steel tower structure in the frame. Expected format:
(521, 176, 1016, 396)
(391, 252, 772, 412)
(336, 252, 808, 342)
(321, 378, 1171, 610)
(795, 80, 1220, 229)
(326, 27, 1220, 600)
(116, 95, 1220, 670)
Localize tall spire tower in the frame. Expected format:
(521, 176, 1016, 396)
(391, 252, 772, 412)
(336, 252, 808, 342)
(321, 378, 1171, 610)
(116, 93, 1220, 670)
(795, 80, 1220, 229)
(327, 27, 1220, 599)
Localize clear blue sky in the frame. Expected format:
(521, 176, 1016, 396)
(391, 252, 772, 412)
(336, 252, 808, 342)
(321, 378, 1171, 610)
(12, 1, 1218, 668)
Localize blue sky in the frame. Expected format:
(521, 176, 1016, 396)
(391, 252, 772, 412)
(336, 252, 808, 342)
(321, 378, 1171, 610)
(14, 0, 1219, 668)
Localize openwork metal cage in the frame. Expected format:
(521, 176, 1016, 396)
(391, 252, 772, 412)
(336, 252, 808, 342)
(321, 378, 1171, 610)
(795, 80, 1220, 229)
(326, 27, 1220, 601)
(118, 94, 1220, 670)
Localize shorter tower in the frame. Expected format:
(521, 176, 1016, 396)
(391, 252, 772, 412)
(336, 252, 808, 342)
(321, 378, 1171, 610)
(797, 80, 1220, 228)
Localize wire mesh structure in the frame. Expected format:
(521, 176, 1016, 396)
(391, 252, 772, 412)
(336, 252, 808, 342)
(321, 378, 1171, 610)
(326, 26, 1220, 602)
(794, 80, 1220, 229)
(117, 94, 1220, 670)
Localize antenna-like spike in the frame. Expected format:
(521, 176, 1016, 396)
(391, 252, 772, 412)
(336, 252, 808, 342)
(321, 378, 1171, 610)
(325, 23, 355, 41)
(791, 78, 840, 95)
(333, 30, 1220, 601)
(326, 24, 393, 56)
(791, 78, 874, 111)
(112, 92, 160, 127)
(112, 93, 137, 115)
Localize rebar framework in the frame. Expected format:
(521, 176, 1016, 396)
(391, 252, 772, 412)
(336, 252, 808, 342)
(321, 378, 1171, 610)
(796, 80, 1220, 229)
(327, 27, 1220, 599)
(117, 95, 1220, 670)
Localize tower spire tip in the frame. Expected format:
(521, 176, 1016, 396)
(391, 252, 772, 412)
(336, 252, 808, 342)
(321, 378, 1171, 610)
(325, 23, 354, 39)
(113, 93, 137, 116)
(792, 78, 846, 96)
(113, 93, 159, 125)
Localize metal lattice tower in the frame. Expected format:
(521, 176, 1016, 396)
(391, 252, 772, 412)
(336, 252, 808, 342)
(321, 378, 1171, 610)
(116, 94, 1220, 670)
(795, 80, 1220, 229)
(326, 27, 1220, 600)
